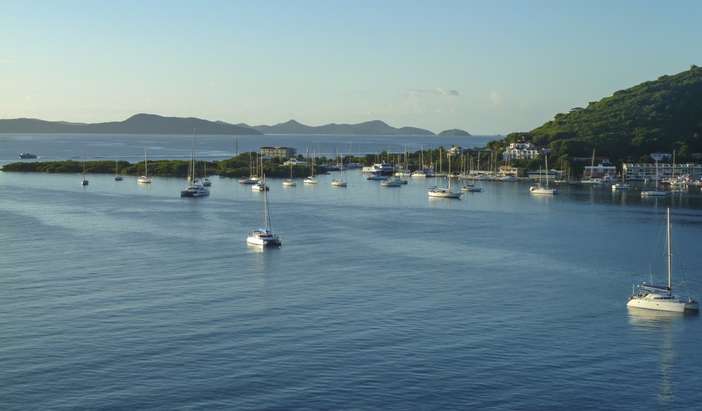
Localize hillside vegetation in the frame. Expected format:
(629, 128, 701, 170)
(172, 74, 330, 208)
(492, 65, 702, 163)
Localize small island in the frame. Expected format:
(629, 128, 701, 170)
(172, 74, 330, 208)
(438, 129, 472, 137)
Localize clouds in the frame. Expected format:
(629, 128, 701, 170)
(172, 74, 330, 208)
(407, 88, 460, 97)
(489, 90, 503, 107)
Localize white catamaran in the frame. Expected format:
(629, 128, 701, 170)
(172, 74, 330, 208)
(627, 208, 698, 313)
(180, 139, 210, 198)
(247, 174, 282, 248)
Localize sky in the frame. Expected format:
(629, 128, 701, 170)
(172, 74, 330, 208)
(0, 0, 700, 134)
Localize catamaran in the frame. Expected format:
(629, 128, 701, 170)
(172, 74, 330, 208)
(627, 208, 698, 313)
(247, 174, 282, 248)
(180, 140, 210, 198)
(137, 149, 152, 184)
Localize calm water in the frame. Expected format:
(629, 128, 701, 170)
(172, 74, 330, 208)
(2, 170, 702, 410)
(0, 133, 495, 164)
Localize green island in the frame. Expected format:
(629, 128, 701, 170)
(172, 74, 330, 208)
(487, 65, 702, 166)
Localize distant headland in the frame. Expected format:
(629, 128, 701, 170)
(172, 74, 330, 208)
(0, 113, 471, 137)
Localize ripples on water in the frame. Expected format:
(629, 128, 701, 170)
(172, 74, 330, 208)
(1, 170, 701, 410)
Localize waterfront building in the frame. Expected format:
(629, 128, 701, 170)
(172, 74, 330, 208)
(502, 142, 540, 161)
(583, 162, 618, 178)
(498, 165, 524, 177)
(623, 163, 702, 181)
(260, 146, 297, 158)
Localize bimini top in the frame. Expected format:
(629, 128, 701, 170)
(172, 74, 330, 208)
(639, 282, 671, 293)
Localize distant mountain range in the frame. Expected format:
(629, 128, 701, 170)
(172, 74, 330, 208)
(0, 113, 472, 137)
(0, 113, 261, 135)
(247, 119, 439, 135)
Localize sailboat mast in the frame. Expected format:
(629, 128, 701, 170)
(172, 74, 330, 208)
(667, 207, 672, 291)
(144, 149, 148, 177)
(545, 153, 550, 188)
(263, 174, 272, 230)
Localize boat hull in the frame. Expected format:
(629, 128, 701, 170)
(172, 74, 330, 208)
(627, 297, 698, 313)
(246, 236, 281, 247)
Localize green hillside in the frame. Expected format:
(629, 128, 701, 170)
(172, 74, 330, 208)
(493, 65, 702, 163)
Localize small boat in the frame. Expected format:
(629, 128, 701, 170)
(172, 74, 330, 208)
(80, 157, 89, 186)
(252, 181, 269, 191)
(331, 154, 347, 187)
(641, 190, 669, 197)
(529, 154, 558, 195)
(461, 184, 482, 192)
(240, 152, 260, 184)
(282, 161, 296, 187)
(247, 174, 282, 248)
(137, 149, 152, 184)
(627, 208, 698, 313)
(380, 176, 403, 187)
(366, 173, 388, 181)
(611, 183, 630, 191)
(239, 177, 259, 184)
(428, 186, 462, 198)
(114, 159, 123, 181)
(202, 162, 212, 187)
(19, 152, 38, 159)
(304, 152, 319, 184)
(428, 154, 461, 198)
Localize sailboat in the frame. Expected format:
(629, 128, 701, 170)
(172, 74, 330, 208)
(641, 154, 669, 197)
(114, 159, 123, 181)
(137, 149, 152, 184)
(180, 138, 209, 198)
(202, 161, 212, 187)
(611, 164, 630, 191)
(246, 174, 282, 247)
(580, 149, 603, 185)
(304, 152, 318, 184)
(331, 153, 347, 187)
(627, 208, 698, 313)
(252, 156, 269, 191)
(239, 153, 260, 184)
(428, 153, 461, 198)
(282, 160, 297, 187)
(529, 152, 558, 195)
(81, 157, 89, 186)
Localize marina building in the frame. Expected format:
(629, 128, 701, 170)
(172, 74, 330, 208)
(502, 142, 540, 161)
(260, 146, 296, 158)
(583, 162, 618, 178)
(623, 163, 702, 181)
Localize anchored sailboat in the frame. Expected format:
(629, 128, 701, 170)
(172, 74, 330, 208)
(247, 174, 282, 247)
(627, 208, 698, 313)
(137, 149, 152, 184)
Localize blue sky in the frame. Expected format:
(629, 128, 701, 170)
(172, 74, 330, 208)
(1, 0, 700, 133)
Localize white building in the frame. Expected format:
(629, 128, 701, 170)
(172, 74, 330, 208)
(623, 163, 702, 181)
(502, 142, 540, 161)
(583, 163, 618, 178)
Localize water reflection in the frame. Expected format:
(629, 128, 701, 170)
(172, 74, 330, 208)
(627, 307, 697, 406)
